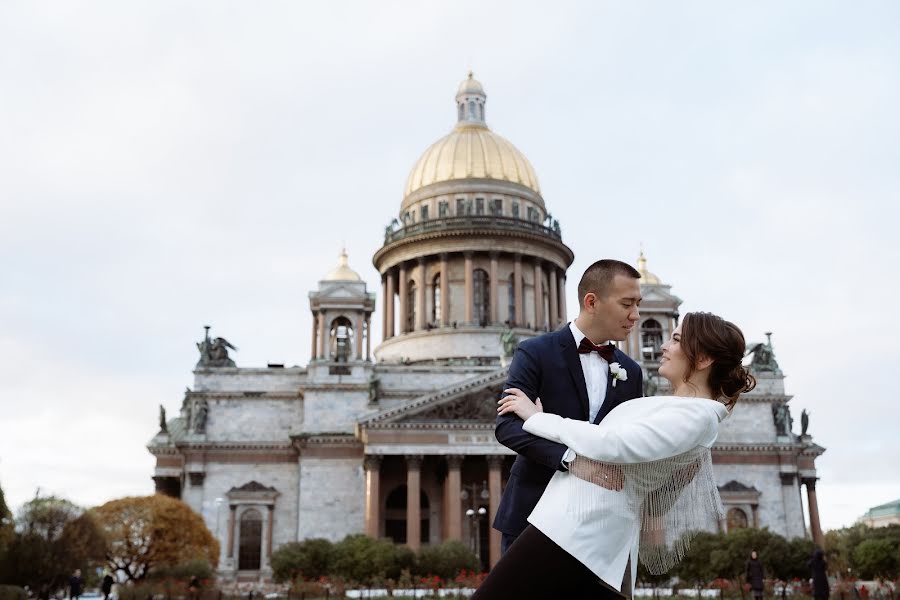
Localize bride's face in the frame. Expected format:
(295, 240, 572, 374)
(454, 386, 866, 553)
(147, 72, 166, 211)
(658, 325, 688, 384)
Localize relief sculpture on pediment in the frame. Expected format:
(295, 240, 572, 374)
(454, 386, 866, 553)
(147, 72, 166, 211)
(407, 391, 500, 423)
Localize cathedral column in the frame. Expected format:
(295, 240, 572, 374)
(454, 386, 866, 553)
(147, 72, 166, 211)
(533, 260, 544, 330)
(398, 263, 408, 334)
(381, 276, 387, 340)
(364, 456, 382, 538)
(513, 254, 523, 326)
(365, 315, 371, 360)
(310, 311, 318, 360)
(317, 312, 327, 360)
(226, 505, 236, 559)
(803, 477, 825, 549)
(266, 505, 274, 559)
(487, 456, 504, 568)
(406, 455, 423, 550)
(489, 252, 499, 324)
(385, 269, 396, 340)
(416, 257, 427, 330)
(548, 265, 559, 329)
(355, 313, 364, 360)
(445, 455, 463, 542)
(440, 253, 449, 327)
(558, 272, 567, 323)
(464, 252, 474, 325)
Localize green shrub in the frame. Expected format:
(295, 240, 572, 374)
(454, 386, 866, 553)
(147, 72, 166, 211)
(415, 540, 479, 578)
(271, 538, 335, 582)
(147, 558, 215, 580)
(331, 535, 415, 582)
(0, 586, 26, 600)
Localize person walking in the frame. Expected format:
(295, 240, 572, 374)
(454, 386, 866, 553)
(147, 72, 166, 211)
(68, 569, 85, 600)
(746, 550, 765, 600)
(101, 572, 114, 600)
(808, 548, 830, 600)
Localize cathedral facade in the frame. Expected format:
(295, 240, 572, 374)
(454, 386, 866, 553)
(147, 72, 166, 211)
(148, 74, 825, 582)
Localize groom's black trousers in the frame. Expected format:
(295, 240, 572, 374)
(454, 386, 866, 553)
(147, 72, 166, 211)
(472, 525, 624, 600)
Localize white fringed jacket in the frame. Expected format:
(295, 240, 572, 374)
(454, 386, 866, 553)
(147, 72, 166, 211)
(523, 396, 730, 596)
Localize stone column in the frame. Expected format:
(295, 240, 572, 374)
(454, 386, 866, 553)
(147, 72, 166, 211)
(266, 505, 274, 559)
(227, 505, 236, 558)
(548, 265, 558, 329)
(385, 270, 395, 340)
(464, 252, 474, 325)
(513, 254, 523, 326)
(489, 252, 499, 324)
(406, 455, 423, 550)
(355, 313, 364, 360)
(439, 253, 449, 327)
(317, 313, 327, 360)
(365, 315, 371, 360)
(416, 257, 426, 330)
(803, 477, 825, 549)
(364, 456, 382, 538)
(310, 311, 318, 360)
(381, 276, 387, 340)
(487, 456, 504, 568)
(398, 263, 408, 334)
(445, 455, 463, 542)
(533, 260, 544, 330)
(558, 273, 567, 323)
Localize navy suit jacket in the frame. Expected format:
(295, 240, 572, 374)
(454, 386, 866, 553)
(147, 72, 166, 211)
(492, 324, 644, 537)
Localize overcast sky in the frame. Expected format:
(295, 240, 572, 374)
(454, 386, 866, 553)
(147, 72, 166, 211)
(1, 1, 898, 531)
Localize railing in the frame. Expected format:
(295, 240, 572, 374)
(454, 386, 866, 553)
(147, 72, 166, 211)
(383, 215, 562, 245)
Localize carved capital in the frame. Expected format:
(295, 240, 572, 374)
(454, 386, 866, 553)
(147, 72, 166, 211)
(405, 455, 424, 470)
(802, 477, 818, 491)
(188, 472, 206, 486)
(446, 455, 465, 469)
(487, 455, 505, 470)
(779, 472, 796, 486)
(364, 455, 383, 472)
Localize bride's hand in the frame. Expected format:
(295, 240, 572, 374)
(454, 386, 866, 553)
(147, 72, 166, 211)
(497, 387, 544, 421)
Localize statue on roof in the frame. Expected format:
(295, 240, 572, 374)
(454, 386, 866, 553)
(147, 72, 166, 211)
(801, 409, 810, 436)
(196, 325, 237, 368)
(500, 325, 518, 359)
(747, 332, 781, 374)
(158, 405, 168, 434)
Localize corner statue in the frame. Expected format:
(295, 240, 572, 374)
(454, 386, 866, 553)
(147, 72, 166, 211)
(158, 405, 168, 433)
(196, 325, 237, 368)
(801, 409, 810, 436)
(500, 325, 517, 359)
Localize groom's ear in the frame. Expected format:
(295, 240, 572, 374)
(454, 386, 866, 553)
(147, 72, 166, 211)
(582, 292, 598, 312)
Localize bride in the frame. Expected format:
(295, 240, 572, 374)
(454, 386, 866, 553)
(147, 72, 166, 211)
(472, 312, 757, 600)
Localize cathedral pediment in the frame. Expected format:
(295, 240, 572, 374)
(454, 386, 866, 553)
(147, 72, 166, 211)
(360, 368, 508, 428)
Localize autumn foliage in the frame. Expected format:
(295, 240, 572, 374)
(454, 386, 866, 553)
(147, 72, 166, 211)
(91, 495, 219, 581)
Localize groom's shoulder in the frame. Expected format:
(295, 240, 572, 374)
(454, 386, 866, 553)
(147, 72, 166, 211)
(519, 326, 568, 352)
(613, 348, 641, 371)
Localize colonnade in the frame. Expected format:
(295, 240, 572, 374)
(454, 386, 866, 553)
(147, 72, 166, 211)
(364, 454, 506, 568)
(381, 252, 567, 339)
(310, 312, 372, 361)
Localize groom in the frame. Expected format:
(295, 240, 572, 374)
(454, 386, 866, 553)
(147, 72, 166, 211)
(493, 259, 645, 553)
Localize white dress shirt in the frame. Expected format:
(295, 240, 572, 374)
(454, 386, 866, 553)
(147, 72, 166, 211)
(569, 321, 610, 423)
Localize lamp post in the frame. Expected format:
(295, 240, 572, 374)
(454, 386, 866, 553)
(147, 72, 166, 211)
(461, 481, 490, 566)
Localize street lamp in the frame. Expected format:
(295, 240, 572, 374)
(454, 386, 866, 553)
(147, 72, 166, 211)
(461, 481, 490, 566)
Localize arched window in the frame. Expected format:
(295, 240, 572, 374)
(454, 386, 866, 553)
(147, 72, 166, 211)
(329, 317, 354, 362)
(507, 273, 516, 325)
(238, 509, 263, 570)
(432, 273, 441, 325)
(726, 507, 749, 531)
(473, 268, 490, 326)
(384, 485, 430, 545)
(406, 280, 417, 332)
(468, 100, 476, 119)
(641, 318, 664, 361)
(458, 103, 464, 121)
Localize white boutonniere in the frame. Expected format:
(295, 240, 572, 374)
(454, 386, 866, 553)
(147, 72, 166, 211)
(609, 362, 628, 387)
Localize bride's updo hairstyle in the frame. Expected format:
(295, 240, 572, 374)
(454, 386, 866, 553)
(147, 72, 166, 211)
(680, 312, 756, 409)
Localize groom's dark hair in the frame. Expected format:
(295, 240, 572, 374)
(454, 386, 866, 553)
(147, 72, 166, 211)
(578, 259, 641, 301)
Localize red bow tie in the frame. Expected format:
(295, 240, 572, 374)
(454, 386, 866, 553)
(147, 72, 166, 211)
(577, 338, 616, 362)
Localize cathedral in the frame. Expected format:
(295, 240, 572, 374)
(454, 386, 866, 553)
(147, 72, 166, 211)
(148, 74, 826, 582)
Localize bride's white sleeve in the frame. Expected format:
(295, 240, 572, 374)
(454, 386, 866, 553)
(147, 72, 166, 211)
(522, 404, 716, 464)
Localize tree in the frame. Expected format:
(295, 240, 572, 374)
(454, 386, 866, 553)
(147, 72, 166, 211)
(415, 540, 479, 578)
(673, 532, 721, 592)
(91, 495, 219, 581)
(0, 482, 13, 561)
(330, 535, 415, 583)
(0, 495, 105, 589)
(852, 539, 898, 579)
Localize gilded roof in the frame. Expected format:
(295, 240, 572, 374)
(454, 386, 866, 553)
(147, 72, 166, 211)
(323, 248, 362, 282)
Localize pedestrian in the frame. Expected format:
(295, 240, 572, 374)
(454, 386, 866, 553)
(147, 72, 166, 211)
(188, 575, 201, 600)
(101, 572, 115, 600)
(68, 569, 85, 600)
(808, 548, 830, 600)
(746, 550, 765, 600)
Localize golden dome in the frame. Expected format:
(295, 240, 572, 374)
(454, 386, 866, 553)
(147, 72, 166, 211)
(637, 250, 662, 285)
(323, 248, 362, 282)
(404, 73, 541, 198)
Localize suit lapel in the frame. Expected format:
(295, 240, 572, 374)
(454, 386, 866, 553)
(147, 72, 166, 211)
(559, 326, 590, 420)
(593, 348, 623, 424)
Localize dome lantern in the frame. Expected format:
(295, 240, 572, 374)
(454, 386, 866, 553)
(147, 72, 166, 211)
(456, 71, 487, 127)
(323, 247, 362, 282)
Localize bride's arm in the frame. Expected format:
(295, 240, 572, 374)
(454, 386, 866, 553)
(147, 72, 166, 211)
(522, 402, 718, 464)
